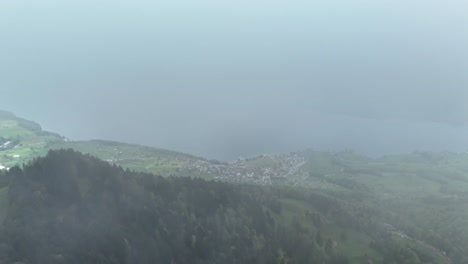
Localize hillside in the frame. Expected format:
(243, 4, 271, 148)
(0, 110, 64, 168)
(1, 111, 468, 262)
(0, 149, 450, 264)
(0, 111, 309, 182)
(0, 111, 210, 178)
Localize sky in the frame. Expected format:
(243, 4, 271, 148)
(1, 0, 468, 160)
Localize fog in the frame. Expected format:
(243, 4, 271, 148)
(1, 0, 467, 160)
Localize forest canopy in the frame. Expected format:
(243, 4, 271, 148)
(0, 150, 454, 264)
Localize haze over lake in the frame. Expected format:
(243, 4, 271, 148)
(1, 0, 467, 160)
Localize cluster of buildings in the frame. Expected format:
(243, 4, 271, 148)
(0, 140, 12, 151)
(0, 138, 22, 171)
(181, 153, 306, 185)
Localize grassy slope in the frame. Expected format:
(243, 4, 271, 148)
(0, 114, 63, 167)
(0, 112, 209, 178)
(48, 140, 209, 178)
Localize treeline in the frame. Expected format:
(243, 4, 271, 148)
(0, 149, 350, 264)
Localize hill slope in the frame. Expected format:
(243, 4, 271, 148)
(0, 111, 210, 178)
(0, 111, 308, 182)
(0, 149, 449, 264)
(1, 111, 467, 262)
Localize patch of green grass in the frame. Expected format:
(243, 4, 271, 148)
(0, 120, 33, 138)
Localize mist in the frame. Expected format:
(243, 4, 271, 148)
(1, 0, 467, 160)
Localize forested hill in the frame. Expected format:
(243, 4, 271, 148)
(0, 150, 451, 264)
(0, 150, 340, 263)
(0, 111, 466, 263)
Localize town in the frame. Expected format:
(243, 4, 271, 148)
(181, 152, 306, 185)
